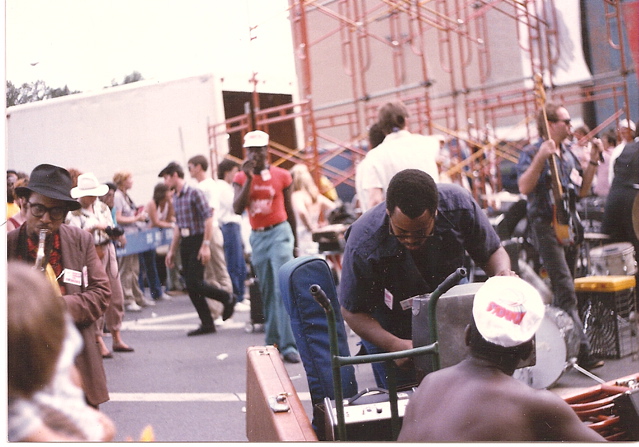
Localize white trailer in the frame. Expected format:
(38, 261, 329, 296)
(6, 73, 296, 205)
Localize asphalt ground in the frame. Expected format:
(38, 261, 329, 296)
(100, 289, 639, 442)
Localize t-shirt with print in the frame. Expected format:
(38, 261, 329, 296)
(234, 166, 291, 230)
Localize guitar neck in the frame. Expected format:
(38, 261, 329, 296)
(547, 152, 565, 202)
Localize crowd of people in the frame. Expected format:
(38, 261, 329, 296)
(5, 130, 343, 439)
(5, 105, 637, 440)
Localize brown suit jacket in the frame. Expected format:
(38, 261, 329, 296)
(8, 224, 111, 406)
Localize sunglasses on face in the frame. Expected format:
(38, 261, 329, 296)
(28, 202, 67, 221)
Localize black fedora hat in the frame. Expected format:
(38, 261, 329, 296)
(14, 164, 81, 211)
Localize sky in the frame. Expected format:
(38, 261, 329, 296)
(5, 0, 296, 93)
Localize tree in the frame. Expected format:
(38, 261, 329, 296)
(110, 71, 144, 87)
(6, 81, 20, 107)
(49, 85, 79, 98)
(5, 80, 80, 106)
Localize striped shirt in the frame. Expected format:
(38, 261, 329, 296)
(173, 184, 212, 236)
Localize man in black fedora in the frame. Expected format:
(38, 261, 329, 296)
(7, 163, 112, 408)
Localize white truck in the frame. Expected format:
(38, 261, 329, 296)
(5, 73, 296, 205)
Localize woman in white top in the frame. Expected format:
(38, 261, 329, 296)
(67, 173, 133, 358)
(290, 164, 336, 256)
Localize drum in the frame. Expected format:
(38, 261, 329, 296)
(590, 242, 637, 276)
(513, 306, 580, 389)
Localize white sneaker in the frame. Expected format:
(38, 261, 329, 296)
(234, 301, 251, 312)
(141, 299, 156, 307)
(125, 302, 142, 312)
(158, 293, 172, 301)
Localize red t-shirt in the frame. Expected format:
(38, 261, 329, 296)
(234, 166, 292, 230)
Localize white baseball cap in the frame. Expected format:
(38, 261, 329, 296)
(243, 130, 269, 148)
(472, 276, 544, 348)
(619, 119, 636, 133)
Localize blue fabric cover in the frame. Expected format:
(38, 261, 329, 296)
(279, 255, 358, 407)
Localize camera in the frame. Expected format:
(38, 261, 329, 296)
(105, 226, 125, 237)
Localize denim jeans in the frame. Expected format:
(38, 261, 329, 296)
(530, 219, 590, 353)
(249, 222, 298, 356)
(139, 249, 163, 299)
(221, 222, 246, 302)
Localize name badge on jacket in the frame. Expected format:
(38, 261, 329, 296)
(63, 268, 83, 287)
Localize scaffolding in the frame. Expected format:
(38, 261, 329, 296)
(209, 0, 635, 205)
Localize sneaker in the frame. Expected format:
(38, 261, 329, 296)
(154, 293, 172, 301)
(234, 301, 251, 312)
(187, 325, 216, 336)
(141, 299, 156, 307)
(578, 354, 604, 370)
(222, 292, 236, 321)
(283, 351, 301, 364)
(125, 302, 142, 312)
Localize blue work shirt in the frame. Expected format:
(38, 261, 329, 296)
(339, 183, 501, 339)
(516, 138, 583, 223)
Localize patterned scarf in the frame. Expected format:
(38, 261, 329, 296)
(19, 227, 66, 295)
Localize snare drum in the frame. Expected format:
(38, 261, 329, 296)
(513, 306, 580, 389)
(590, 242, 637, 276)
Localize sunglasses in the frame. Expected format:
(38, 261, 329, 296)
(28, 202, 68, 221)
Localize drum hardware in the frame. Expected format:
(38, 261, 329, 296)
(513, 306, 581, 389)
(590, 242, 637, 276)
(570, 359, 606, 385)
(580, 232, 611, 277)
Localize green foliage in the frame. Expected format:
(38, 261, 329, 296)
(110, 71, 144, 87)
(6, 80, 80, 106)
(5, 70, 144, 106)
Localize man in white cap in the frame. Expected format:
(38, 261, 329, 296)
(398, 276, 605, 442)
(233, 130, 301, 363)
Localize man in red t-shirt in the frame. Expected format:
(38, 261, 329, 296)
(233, 130, 301, 363)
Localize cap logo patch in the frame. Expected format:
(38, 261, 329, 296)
(486, 301, 525, 325)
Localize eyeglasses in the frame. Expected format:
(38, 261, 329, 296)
(550, 119, 571, 126)
(388, 215, 436, 241)
(27, 202, 68, 221)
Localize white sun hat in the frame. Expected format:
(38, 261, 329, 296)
(472, 276, 544, 348)
(70, 173, 109, 198)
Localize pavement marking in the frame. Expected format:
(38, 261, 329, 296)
(121, 312, 246, 331)
(109, 392, 312, 402)
(125, 312, 199, 324)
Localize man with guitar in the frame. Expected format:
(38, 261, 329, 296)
(517, 102, 604, 370)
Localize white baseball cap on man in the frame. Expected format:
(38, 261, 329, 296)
(619, 119, 636, 133)
(243, 130, 269, 148)
(472, 276, 544, 348)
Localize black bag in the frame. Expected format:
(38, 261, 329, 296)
(248, 263, 265, 326)
(327, 202, 358, 225)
